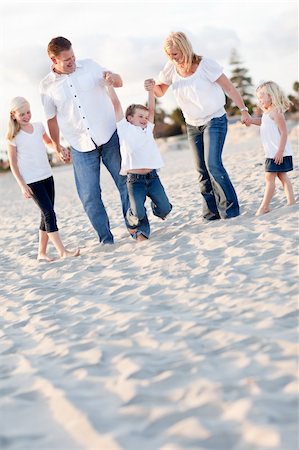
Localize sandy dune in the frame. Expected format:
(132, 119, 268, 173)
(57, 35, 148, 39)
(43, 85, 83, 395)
(0, 122, 298, 450)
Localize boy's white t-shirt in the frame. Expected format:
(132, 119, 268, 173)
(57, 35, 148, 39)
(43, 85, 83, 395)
(8, 122, 52, 184)
(158, 57, 226, 126)
(116, 118, 164, 175)
(260, 112, 292, 158)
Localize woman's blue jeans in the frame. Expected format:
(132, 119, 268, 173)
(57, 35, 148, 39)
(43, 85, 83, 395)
(187, 114, 240, 220)
(71, 131, 148, 244)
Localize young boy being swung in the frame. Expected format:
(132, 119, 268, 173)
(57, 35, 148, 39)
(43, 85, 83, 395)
(105, 74, 172, 241)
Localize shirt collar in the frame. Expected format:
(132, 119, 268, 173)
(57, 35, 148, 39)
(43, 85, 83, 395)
(49, 60, 83, 80)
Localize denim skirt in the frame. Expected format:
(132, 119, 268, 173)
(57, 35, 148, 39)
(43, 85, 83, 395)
(265, 156, 293, 172)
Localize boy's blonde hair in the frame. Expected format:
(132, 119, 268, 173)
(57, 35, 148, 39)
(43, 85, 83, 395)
(6, 97, 30, 140)
(163, 31, 201, 72)
(125, 104, 148, 120)
(256, 81, 291, 113)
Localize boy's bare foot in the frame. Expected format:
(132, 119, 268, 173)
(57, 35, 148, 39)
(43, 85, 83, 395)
(255, 207, 270, 216)
(136, 234, 148, 242)
(37, 254, 55, 262)
(61, 248, 80, 258)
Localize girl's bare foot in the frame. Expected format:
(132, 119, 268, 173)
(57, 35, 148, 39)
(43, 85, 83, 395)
(61, 248, 80, 258)
(255, 207, 270, 216)
(37, 253, 55, 262)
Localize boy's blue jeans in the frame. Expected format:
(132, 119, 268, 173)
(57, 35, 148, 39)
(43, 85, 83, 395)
(71, 130, 147, 244)
(127, 170, 172, 238)
(187, 114, 240, 220)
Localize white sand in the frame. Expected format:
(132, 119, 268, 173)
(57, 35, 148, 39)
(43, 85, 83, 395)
(0, 122, 298, 450)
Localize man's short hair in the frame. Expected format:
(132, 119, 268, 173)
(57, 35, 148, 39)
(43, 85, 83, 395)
(47, 37, 72, 57)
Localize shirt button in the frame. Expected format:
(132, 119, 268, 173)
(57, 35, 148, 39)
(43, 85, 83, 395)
(74, 95, 77, 97)
(83, 116, 85, 119)
(78, 105, 81, 108)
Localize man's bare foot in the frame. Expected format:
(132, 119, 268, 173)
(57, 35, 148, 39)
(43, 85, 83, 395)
(255, 207, 270, 216)
(61, 248, 80, 258)
(37, 253, 55, 262)
(287, 201, 296, 206)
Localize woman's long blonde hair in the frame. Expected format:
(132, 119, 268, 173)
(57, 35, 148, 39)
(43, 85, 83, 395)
(163, 31, 201, 71)
(256, 81, 291, 113)
(6, 97, 30, 141)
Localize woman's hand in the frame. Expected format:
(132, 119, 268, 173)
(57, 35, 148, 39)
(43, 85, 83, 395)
(144, 79, 155, 91)
(241, 110, 252, 126)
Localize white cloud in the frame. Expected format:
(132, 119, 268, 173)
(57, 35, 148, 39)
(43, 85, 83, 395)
(0, 0, 298, 145)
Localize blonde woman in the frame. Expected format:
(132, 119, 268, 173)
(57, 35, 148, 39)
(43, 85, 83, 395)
(6, 97, 80, 260)
(248, 81, 295, 215)
(154, 31, 251, 221)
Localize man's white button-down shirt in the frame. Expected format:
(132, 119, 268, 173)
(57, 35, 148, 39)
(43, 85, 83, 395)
(40, 59, 117, 151)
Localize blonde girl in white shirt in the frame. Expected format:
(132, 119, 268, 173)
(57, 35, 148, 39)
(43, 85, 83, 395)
(6, 97, 80, 261)
(247, 81, 295, 215)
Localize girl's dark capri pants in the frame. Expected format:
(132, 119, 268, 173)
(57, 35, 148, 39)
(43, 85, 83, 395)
(28, 176, 58, 233)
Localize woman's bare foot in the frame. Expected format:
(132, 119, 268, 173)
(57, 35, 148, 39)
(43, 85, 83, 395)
(37, 253, 55, 262)
(61, 248, 80, 258)
(255, 207, 270, 216)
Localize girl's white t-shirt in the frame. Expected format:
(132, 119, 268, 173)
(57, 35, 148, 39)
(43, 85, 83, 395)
(116, 119, 164, 175)
(8, 122, 52, 184)
(158, 57, 226, 126)
(260, 113, 292, 158)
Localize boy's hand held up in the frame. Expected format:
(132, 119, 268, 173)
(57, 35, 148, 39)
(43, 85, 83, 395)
(144, 79, 155, 91)
(103, 71, 115, 86)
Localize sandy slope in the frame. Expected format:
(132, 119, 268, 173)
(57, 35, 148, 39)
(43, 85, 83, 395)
(0, 122, 298, 450)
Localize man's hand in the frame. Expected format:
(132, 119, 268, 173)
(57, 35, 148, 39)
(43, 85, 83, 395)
(103, 71, 116, 86)
(54, 144, 71, 163)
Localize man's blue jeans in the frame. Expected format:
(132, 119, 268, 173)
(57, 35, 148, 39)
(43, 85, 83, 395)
(71, 130, 146, 244)
(127, 170, 172, 238)
(187, 114, 240, 220)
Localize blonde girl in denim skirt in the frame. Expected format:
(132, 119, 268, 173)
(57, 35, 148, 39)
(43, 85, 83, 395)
(248, 81, 295, 215)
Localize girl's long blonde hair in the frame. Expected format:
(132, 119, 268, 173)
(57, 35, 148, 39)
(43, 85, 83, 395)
(163, 31, 201, 72)
(6, 97, 30, 141)
(256, 81, 291, 113)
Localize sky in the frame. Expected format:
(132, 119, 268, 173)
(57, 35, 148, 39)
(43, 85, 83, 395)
(0, 0, 298, 150)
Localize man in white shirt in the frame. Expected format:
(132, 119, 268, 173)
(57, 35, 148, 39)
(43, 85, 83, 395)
(40, 36, 146, 244)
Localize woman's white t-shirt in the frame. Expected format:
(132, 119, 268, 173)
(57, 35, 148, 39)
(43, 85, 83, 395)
(260, 112, 292, 158)
(116, 118, 164, 175)
(158, 57, 226, 126)
(8, 122, 52, 184)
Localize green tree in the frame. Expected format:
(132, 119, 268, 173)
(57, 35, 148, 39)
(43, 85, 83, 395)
(170, 108, 186, 133)
(288, 81, 299, 113)
(226, 49, 254, 115)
